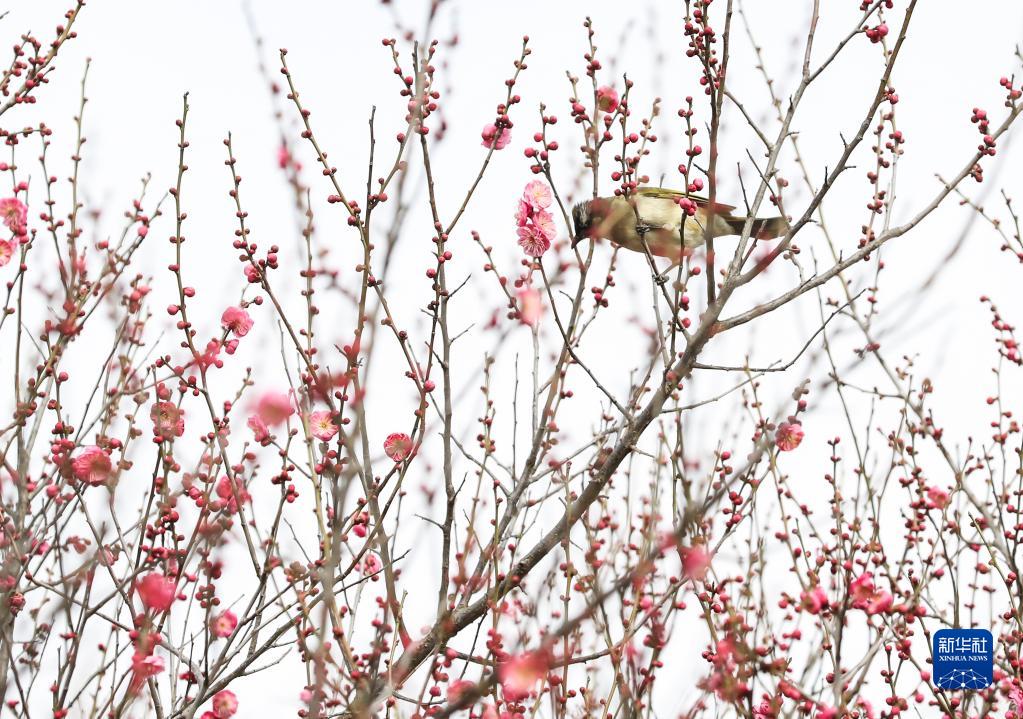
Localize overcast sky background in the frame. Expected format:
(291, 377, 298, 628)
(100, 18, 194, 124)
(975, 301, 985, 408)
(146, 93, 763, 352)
(6, 0, 1017, 408)
(5, 1, 1023, 715)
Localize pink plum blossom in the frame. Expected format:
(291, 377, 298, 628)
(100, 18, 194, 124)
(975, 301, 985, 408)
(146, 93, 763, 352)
(866, 591, 893, 615)
(384, 432, 413, 462)
(515, 181, 556, 257)
(71, 446, 113, 486)
(775, 421, 804, 451)
(0, 197, 27, 235)
(151, 401, 185, 441)
(195, 340, 223, 371)
(849, 573, 892, 615)
(481, 123, 511, 150)
(137, 572, 176, 613)
(248, 414, 271, 444)
(220, 306, 253, 337)
(130, 651, 164, 689)
(212, 690, 239, 718)
(361, 553, 382, 575)
(308, 410, 339, 441)
(1009, 682, 1023, 716)
(532, 207, 556, 239)
(215, 475, 251, 515)
(926, 485, 950, 509)
(522, 180, 553, 210)
(255, 391, 294, 426)
(800, 586, 828, 615)
(517, 223, 552, 257)
(498, 651, 549, 701)
(516, 287, 543, 327)
(210, 610, 238, 638)
(596, 85, 619, 112)
(678, 544, 712, 581)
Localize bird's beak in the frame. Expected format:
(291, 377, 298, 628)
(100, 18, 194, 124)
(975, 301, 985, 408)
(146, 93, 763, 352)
(571, 224, 590, 248)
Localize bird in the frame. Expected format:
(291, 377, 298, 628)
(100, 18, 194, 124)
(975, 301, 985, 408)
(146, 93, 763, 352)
(571, 187, 787, 266)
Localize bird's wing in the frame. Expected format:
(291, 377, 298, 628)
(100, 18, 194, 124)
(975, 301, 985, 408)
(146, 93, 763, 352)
(634, 187, 736, 214)
(632, 195, 684, 230)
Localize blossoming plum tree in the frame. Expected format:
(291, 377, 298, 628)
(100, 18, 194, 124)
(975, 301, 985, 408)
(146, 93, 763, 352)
(1, 2, 1023, 719)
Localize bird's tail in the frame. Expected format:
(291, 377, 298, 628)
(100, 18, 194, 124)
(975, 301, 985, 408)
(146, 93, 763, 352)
(724, 215, 787, 239)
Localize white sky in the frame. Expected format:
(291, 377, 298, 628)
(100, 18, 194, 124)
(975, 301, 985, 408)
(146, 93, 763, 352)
(5, 0, 1023, 715)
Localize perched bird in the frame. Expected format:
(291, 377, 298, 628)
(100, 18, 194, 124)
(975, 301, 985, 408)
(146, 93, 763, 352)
(572, 187, 786, 265)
